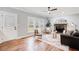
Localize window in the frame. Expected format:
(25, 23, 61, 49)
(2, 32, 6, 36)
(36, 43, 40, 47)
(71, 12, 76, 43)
(27, 16, 45, 33)
(27, 16, 35, 33)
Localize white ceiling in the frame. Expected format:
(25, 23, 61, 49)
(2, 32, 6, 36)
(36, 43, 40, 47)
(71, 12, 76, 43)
(13, 7, 79, 18)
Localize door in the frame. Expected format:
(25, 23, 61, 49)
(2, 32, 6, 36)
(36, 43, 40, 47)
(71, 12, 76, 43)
(3, 12, 17, 39)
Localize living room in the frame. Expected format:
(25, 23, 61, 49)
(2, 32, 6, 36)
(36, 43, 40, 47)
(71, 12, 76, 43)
(0, 7, 79, 51)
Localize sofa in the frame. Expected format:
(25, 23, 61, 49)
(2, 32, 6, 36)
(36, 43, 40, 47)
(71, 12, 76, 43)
(60, 33, 79, 50)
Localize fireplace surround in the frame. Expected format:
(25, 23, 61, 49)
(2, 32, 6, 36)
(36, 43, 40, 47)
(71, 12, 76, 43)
(54, 24, 67, 33)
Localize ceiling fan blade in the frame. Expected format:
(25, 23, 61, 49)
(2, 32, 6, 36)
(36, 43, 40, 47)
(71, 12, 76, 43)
(50, 8, 57, 11)
(40, 7, 57, 13)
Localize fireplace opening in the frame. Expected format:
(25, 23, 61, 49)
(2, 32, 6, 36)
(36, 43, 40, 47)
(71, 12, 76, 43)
(54, 24, 67, 33)
(56, 27, 64, 33)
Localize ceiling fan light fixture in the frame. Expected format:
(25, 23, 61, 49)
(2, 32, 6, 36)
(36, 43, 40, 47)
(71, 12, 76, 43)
(48, 7, 50, 11)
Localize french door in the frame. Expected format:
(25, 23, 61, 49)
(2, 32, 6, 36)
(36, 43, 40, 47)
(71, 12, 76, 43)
(0, 11, 17, 40)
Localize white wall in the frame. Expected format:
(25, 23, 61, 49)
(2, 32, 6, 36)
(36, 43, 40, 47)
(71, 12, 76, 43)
(68, 14, 79, 27)
(0, 7, 47, 37)
(17, 14, 28, 36)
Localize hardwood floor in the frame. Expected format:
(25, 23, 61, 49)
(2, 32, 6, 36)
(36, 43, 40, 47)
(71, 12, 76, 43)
(0, 35, 64, 51)
(0, 33, 77, 51)
(0, 35, 32, 51)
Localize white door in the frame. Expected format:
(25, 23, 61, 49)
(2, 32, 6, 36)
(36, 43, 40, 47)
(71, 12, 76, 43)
(0, 12, 7, 43)
(3, 12, 17, 39)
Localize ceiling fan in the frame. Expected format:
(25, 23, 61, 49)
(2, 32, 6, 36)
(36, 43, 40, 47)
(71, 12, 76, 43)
(41, 7, 58, 14)
(48, 7, 57, 11)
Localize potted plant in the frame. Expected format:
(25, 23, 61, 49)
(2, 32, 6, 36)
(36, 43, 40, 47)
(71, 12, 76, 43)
(45, 20, 52, 34)
(46, 20, 51, 27)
